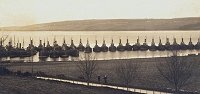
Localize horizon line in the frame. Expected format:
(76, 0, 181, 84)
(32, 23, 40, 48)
(1, 16, 200, 27)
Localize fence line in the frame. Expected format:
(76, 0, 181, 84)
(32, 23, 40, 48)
(36, 76, 172, 94)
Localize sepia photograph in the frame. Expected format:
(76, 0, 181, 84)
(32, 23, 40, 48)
(0, 0, 200, 94)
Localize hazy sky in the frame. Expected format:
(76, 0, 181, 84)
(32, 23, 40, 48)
(0, 0, 200, 26)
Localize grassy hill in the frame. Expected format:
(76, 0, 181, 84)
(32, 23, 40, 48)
(0, 76, 140, 94)
(1, 17, 200, 31)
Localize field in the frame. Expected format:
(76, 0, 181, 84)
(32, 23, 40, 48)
(3, 56, 200, 93)
(0, 76, 141, 94)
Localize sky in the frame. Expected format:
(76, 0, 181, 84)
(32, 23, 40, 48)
(0, 0, 200, 26)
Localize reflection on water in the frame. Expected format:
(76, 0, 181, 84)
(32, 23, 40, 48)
(1, 31, 200, 62)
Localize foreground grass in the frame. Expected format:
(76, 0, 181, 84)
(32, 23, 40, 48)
(4, 57, 200, 93)
(0, 76, 141, 94)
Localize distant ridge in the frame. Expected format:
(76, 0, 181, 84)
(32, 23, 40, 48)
(1, 17, 200, 31)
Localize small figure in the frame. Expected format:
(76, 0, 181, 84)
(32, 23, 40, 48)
(104, 75, 107, 84)
(98, 75, 101, 83)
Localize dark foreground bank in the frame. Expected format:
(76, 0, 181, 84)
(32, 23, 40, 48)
(0, 76, 143, 94)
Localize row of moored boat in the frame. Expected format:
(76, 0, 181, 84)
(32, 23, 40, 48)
(0, 37, 200, 58)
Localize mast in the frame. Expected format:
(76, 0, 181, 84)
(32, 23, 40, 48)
(126, 36, 129, 45)
(79, 38, 82, 45)
(102, 38, 106, 46)
(181, 37, 184, 43)
(2, 37, 4, 46)
(166, 36, 170, 45)
(136, 36, 140, 45)
(43, 38, 46, 47)
(152, 37, 155, 45)
(95, 40, 98, 45)
(63, 36, 66, 44)
(70, 37, 76, 49)
(144, 36, 147, 45)
(86, 38, 89, 47)
(111, 38, 114, 46)
(47, 38, 50, 46)
(119, 38, 122, 45)
(159, 37, 162, 44)
(39, 39, 42, 46)
(54, 36, 56, 43)
(19, 43, 21, 49)
(0, 38, 2, 46)
(14, 35, 16, 48)
(189, 36, 192, 43)
(173, 37, 177, 44)
(23, 37, 24, 48)
(16, 39, 18, 49)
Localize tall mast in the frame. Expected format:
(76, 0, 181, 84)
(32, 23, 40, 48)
(119, 38, 122, 44)
(127, 37, 129, 44)
(43, 38, 46, 47)
(152, 37, 155, 45)
(137, 36, 140, 44)
(23, 37, 24, 48)
(17, 38, 19, 48)
(103, 38, 106, 46)
(86, 38, 89, 46)
(14, 35, 16, 47)
(95, 40, 98, 45)
(0, 38, 2, 46)
(111, 38, 114, 45)
(63, 36, 66, 44)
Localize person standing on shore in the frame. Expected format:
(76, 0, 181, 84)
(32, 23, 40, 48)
(104, 75, 107, 84)
(98, 75, 101, 83)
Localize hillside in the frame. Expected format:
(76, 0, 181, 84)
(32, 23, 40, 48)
(0, 76, 139, 94)
(1, 17, 200, 31)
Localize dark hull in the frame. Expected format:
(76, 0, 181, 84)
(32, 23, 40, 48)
(68, 49, 79, 57)
(125, 45, 132, 51)
(117, 46, 125, 51)
(39, 50, 49, 58)
(36, 46, 43, 52)
(8, 50, 18, 58)
(39, 56, 48, 58)
(77, 46, 85, 52)
(140, 45, 149, 51)
(180, 45, 188, 50)
(171, 45, 180, 50)
(93, 47, 101, 52)
(49, 51, 60, 58)
(187, 45, 195, 50)
(0, 50, 8, 57)
(85, 47, 92, 53)
(165, 45, 172, 50)
(132, 45, 140, 51)
(50, 55, 59, 58)
(101, 47, 108, 52)
(195, 44, 200, 50)
(149, 46, 157, 51)
(60, 55, 69, 58)
(19, 52, 31, 58)
(157, 45, 165, 51)
(109, 46, 117, 52)
(60, 51, 69, 58)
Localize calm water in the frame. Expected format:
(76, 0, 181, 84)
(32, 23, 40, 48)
(1, 31, 200, 62)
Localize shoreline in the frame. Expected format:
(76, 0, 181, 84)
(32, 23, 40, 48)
(3, 55, 200, 93)
(0, 54, 198, 65)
